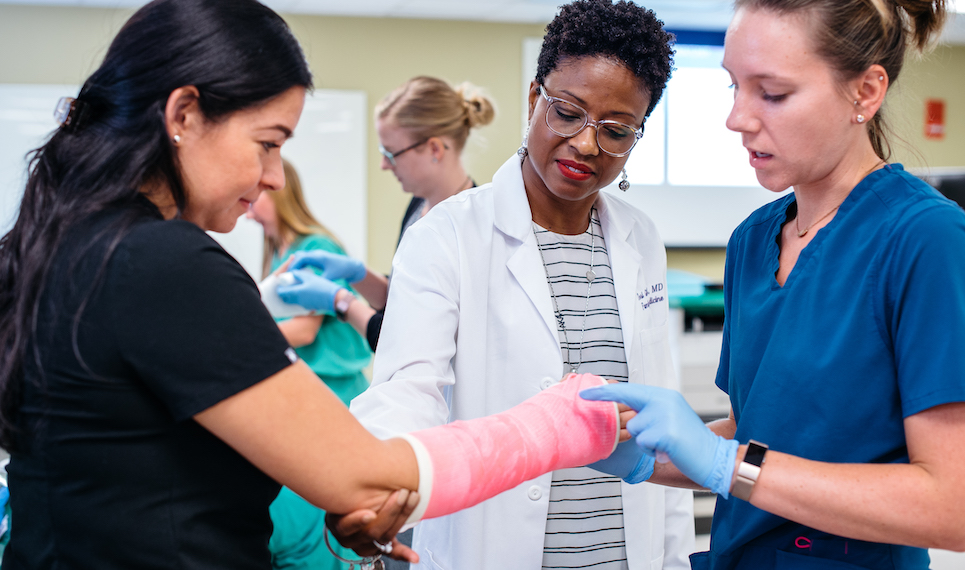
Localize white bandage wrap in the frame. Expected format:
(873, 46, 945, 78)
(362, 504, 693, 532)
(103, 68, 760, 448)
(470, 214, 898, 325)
(258, 272, 312, 318)
(401, 373, 619, 523)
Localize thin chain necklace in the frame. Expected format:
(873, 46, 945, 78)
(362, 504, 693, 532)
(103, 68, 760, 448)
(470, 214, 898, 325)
(533, 208, 597, 376)
(795, 159, 886, 238)
(795, 205, 839, 238)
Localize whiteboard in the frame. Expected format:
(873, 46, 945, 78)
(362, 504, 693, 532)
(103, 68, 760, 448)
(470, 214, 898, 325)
(0, 85, 367, 279)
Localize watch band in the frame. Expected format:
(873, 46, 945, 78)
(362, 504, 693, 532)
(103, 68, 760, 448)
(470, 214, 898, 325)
(334, 291, 355, 321)
(731, 439, 768, 502)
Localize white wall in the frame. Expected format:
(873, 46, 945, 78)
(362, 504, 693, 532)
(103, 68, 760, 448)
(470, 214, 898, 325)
(0, 85, 367, 280)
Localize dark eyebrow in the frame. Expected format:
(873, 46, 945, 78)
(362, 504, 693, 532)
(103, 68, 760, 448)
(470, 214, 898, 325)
(556, 88, 641, 123)
(265, 125, 294, 139)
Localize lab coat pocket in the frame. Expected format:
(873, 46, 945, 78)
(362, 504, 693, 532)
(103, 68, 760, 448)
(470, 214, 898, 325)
(418, 548, 449, 570)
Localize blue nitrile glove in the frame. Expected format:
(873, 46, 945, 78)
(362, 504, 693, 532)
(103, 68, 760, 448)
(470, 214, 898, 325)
(290, 251, 367, 284)
(580, 384, 739, 497)
(276, 269, 343, 314)
(588, 439, 656, 484)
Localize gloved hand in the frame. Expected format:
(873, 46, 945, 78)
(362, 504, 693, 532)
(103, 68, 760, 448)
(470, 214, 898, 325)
(588, 439, 655, 484)
(290, 250, 367, 284)
(580, 384, 739, 497)
(275, 269, 344, 314)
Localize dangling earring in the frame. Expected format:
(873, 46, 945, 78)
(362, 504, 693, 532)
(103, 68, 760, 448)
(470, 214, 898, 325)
(517, 124, 529, 159)
(619, 169, 629, 191)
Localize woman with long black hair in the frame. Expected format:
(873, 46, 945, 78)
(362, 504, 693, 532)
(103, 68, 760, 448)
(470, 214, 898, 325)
(0, 1, 627, 568)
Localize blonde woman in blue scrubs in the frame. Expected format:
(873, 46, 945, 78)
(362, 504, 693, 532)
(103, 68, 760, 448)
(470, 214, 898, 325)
(585, 1, 965, 569)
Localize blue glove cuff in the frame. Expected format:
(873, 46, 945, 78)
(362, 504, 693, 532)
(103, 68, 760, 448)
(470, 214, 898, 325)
(701, 437, 739, 498)
(624, 454, 655, 484)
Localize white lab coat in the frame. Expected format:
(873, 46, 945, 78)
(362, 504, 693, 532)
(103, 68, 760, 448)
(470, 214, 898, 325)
(351, 155, 695, 570)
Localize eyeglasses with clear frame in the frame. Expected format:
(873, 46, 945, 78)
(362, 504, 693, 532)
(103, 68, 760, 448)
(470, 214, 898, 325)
(378, 138, 428, 167)
(537, 85, 645, 157)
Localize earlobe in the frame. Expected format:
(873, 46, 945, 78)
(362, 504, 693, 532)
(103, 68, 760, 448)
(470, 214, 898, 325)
(526, 80, 540, 122)
(164, 86, 202, 143)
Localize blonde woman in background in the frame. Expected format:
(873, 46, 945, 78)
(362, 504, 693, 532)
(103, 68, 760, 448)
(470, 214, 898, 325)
(247, 158, 371, 404)
(247, 158, 371, 570)
(279, 77, 495, 352)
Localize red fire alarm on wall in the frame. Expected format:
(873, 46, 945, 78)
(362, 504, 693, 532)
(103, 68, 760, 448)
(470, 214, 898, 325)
(925, 99, 945, 140)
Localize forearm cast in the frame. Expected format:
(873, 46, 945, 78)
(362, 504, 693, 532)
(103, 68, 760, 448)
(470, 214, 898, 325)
(398, 373, 620, 522)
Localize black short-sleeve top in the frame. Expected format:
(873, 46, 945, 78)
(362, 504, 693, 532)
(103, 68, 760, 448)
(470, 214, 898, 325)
(4, 200, 295, 570)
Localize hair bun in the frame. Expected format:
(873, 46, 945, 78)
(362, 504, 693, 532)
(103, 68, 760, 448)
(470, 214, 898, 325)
(891, 0, 948, 50)
(455, 82, 496, 128)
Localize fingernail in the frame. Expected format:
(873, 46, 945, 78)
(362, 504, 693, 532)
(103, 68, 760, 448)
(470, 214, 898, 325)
(396, 489, 409, 505)
(407, 491, 420, 507)
(362, 513, 376, 523)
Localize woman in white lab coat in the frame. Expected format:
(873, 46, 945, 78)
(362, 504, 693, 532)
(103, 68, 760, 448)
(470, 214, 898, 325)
(345, 1, 694, 568)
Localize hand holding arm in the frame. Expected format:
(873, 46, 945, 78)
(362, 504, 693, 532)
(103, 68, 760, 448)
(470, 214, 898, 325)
(325, 489, 421, 563)
(587, 392, 654, 483)
(581, 383, 739, 496)
(275, 269, 344, 314)
(290, 250, 367, 283)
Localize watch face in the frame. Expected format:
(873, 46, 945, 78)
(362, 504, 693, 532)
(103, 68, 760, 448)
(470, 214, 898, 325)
(336, 294, 354, 315)
(744, 440, 768, 467)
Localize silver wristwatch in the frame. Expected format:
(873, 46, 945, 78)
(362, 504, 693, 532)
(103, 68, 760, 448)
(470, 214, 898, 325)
(334, 291, 356, 321)
(731, 440, 768, 502)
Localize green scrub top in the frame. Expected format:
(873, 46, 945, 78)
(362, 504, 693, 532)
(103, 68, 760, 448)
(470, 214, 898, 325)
(270, 233, 371, 406)
(269, 233, 372, 570)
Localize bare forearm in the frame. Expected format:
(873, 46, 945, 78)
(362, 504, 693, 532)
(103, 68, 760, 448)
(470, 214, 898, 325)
(195, 363, 419, 514)
(276, 315, 322, 348)
(748, 450, 965, 550)
(352, 270, 389, 310)
(653, 404, 965, 550)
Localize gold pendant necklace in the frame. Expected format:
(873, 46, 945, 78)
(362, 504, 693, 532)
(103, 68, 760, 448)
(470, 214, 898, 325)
(796, 160, 886, 238)
(795, 205, 839, 238)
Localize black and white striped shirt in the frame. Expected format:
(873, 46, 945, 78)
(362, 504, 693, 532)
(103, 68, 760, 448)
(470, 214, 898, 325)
(535, 212, 631, 570)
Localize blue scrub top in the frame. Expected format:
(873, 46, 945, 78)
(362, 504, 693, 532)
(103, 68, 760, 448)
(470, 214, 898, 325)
(694, 165, 965, 570)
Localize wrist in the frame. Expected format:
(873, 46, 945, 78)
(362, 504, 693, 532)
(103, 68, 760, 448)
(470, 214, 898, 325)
(702, 436, 740, 497)
(624, 453, 655, 484)
(730, 440, 768, 502)
(334, 289, 355, 321)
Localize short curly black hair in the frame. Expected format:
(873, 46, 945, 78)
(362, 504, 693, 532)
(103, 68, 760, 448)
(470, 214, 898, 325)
(536, 0, 675, 118)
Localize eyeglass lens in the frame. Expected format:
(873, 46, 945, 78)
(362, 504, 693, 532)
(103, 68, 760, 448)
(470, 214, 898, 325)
(545, 100, 638, 156)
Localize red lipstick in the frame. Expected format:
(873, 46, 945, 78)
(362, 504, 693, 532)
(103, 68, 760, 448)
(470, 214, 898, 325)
(557, 159, 593, 181)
